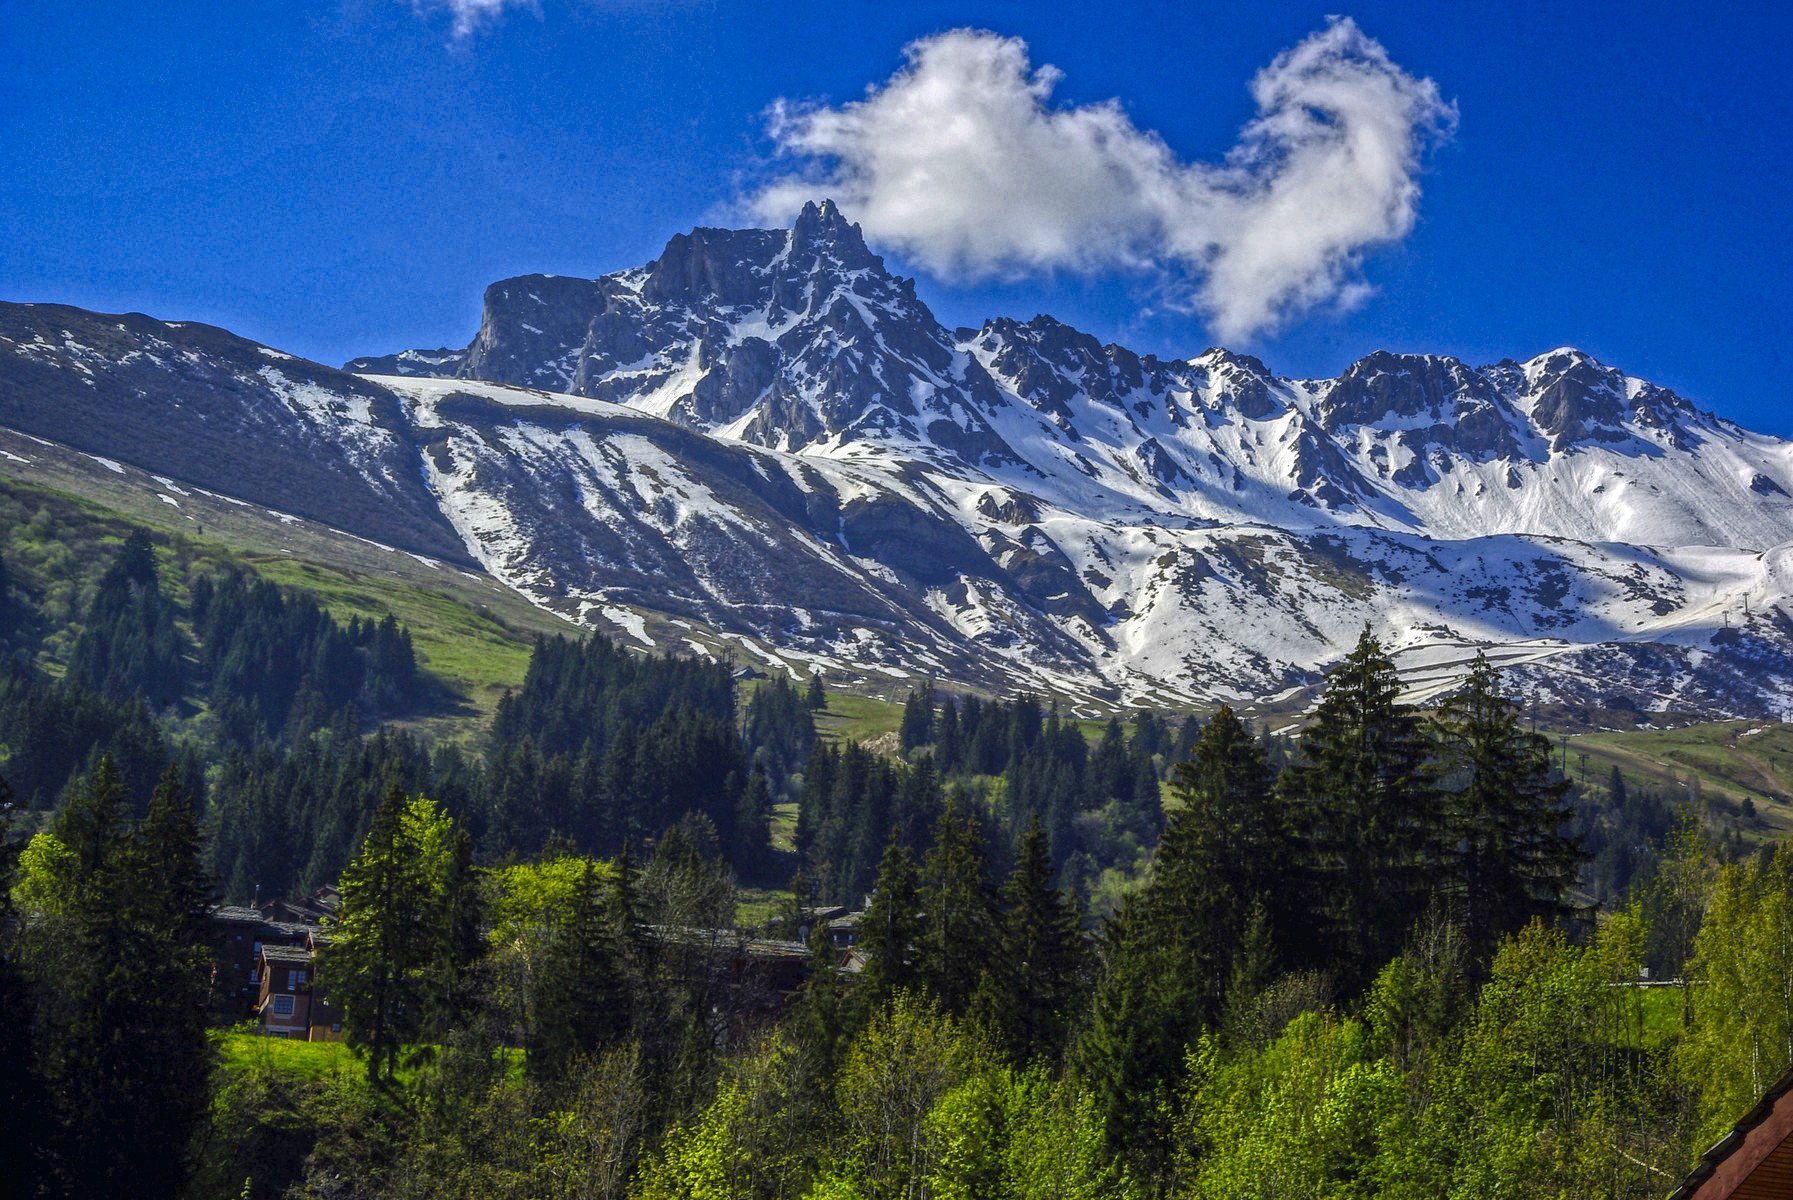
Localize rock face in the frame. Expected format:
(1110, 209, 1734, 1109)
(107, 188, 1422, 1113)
(7, 203, 1793, 718)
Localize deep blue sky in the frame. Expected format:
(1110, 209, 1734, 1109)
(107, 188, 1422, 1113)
(3, 1, 1789, 432)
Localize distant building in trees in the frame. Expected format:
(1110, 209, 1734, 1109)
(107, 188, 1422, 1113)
(256, 937, 342, 1041)
(209, 905, 321, 1017)
(792, 903, 867, 948)
(209, 884, 345, 1033)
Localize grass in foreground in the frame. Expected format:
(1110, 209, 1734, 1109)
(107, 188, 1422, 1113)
(214, 1027, 358, 1082)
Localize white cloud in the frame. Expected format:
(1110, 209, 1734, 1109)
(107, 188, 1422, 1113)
(750, 19, 1456, 341)
(407, 0, 537, 38)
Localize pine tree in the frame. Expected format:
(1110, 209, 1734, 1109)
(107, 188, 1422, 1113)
(1073, 906, 1184, 1180)
(427, 822, 488, 1040)
(107, 766, 216, 1198)
(935, 698, 962, 771)
(0, 773, 51, 1200)
(992, 815, 1084, 1060)
(1279, 627, 1443, 989)
(1150, 704, 1286, 1024)
(530, 860, 628, 1083)
(733, 767, 774, 883)
(1432, 653, 1583, 959)
(917, 798, 997, 1015)
(858, 837, 923, 1009)
(324, 785, 439, 1082)
(900, 682, 936, 751)
(24, 760, 215, 1198)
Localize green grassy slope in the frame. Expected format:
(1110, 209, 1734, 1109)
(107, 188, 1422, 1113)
(1570, 720, 1793, 839)
(0, 435, 577, 737)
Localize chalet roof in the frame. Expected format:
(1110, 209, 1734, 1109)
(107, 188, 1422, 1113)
(1670, 1062, 1793, 1199)
(642, 925, 811, 960)
(212, 905, 263, 924)
(260, 944, 314, 965)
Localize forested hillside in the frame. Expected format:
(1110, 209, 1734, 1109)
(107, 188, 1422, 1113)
(0, 492, 1784, 1199)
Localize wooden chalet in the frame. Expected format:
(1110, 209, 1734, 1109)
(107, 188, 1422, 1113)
(255, 934, 342, 1042)
(210, 887, 346, 1038)
(1669, 1063, 1793, 1199)
(208, 905, 319, 1018)
(792, 903, 866, 948)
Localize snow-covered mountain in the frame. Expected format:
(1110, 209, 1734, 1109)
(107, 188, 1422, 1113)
(10, 201, 1793, 718)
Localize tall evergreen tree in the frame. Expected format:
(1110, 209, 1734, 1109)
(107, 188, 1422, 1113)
(530, 860, 628, 1083)
(991, 815, 1084, 1060)
(1432, 653, 1583, 959)
(323, 785, 462, 1082)
(426, 822, 488, 1041)
(1279, 627, 1443, 989)
(1149, 704, 1287, 1024)
(0, 774, 51, 1200)
(106, 766, 215, 1198)
(917, 798, 997, 1016)
(733, 767, 774, 883)
(22, 759, 215, 1199)
(1073, 906, 1184, 1182)
(857, 837, 923, 1010)
(899, 682, 936, 751)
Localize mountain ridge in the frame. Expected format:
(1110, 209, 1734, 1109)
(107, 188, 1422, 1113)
(10, 201, 1793, 717)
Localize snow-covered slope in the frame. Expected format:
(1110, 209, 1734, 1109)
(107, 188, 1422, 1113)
(6, 203, 1793, 718)
(384, 361, 1793, 714)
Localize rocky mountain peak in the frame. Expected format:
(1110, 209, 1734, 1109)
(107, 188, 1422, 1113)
(1320, 351, 1502, 427)
(1190, 348, 1281, 419)
(640, 226, 785, 308)
(788, 198, 881, 273)
(1522, 347, 1641, 451)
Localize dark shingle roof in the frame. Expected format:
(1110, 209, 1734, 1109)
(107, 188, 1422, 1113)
(261, 944, 314, 965)
(211, 905, 263, 924)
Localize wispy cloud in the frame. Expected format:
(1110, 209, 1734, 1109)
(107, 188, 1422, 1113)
(405, 0, 538, 39)
(750, 19, 1455, 341)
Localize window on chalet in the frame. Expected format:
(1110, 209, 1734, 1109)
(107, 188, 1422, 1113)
(271, 995, 295, 1017)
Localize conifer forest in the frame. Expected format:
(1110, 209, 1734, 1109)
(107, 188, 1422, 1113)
(0, 517, 1783, 1200)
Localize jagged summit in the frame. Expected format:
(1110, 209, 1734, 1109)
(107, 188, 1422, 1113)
(12, 205, 1775, 713)
(345, 203, 1786, 553)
